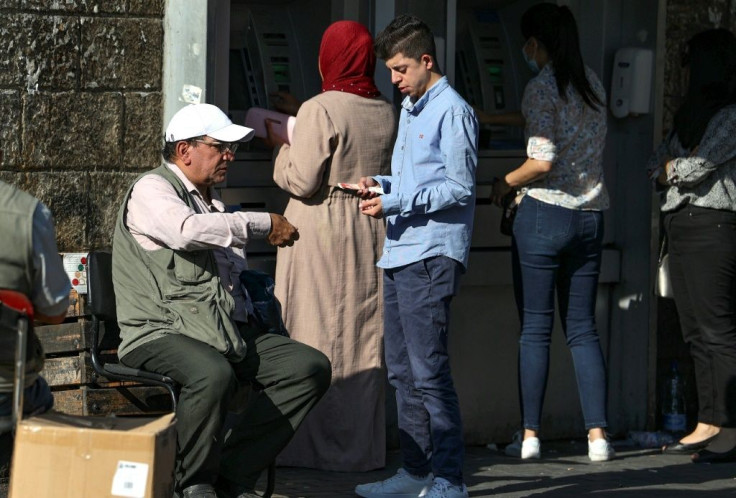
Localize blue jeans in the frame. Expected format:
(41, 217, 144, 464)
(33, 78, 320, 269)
(512, 196, 608, 431)
(0, 377, 54, 418)
(383, 256, 464, 486)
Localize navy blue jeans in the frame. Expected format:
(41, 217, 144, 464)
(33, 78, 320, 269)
(383, 256, 464, 486)
(0, 377, 54, 418)
(512, 196, 608, 431)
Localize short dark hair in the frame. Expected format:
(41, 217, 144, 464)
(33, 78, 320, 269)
(161, 136, 203, 163)
(375, 14, 437, 64)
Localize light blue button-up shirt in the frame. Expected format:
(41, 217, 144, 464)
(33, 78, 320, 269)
(375, 76, 478, 269)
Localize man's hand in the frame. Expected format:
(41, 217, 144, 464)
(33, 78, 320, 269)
(268, 213, 299, 247)
(357, 176, 380, 199)
(359, 197, 384, 218)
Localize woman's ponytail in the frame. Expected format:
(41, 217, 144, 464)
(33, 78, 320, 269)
(521, 3, 602, 110)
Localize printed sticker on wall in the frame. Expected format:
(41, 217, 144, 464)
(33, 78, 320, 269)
(111, 460, 149, 498)
(181, 84, 202, 104)
(62, 253, 89, 294)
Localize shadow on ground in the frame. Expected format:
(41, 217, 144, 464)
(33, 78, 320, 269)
(273, 440, 736, 497)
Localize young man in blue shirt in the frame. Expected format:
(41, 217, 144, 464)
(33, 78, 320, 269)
(355, 14, 478, 498)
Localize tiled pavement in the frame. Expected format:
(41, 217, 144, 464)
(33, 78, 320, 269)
(269, 440, 736, 497)
(2, 438, 733, 497)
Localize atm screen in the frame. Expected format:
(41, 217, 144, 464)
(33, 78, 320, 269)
(229, 3, 326, 121)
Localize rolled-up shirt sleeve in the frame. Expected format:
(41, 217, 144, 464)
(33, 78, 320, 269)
(126, 174, 271, 251)
(667, 108, 736, 187)
(523, 80, 558, 163)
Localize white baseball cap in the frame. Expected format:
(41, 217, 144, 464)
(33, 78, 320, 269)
(165, 104, 255, 143)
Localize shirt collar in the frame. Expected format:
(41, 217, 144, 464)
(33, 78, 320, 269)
(165, 162, 226, 213)
(401, 75, 449, 114)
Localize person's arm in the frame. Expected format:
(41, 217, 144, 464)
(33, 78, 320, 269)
(491, 81, 554, 204)
(126, 175, 272, 251)
(370, 175, 394, 193)
(379, 110, 478, 218)
(30, 203, 71, 324)
(646, 131, 672, 182)
(270, 91, 302, 116)
(665, 107, 736, 187)
(272, 99, 335, 198)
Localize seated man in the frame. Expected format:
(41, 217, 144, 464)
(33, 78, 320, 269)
(0, 173, 71, 486)
(112, 104, 331, 498)
(0, 174, 71, 421)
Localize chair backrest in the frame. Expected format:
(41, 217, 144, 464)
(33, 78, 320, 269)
(0, 291, 34, 324)
(86, 251, 121, 351)
(0, 291, 34, 364)
(0, 290, 34, 430)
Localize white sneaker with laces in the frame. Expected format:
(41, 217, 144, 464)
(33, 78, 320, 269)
(588, 437, 615, 462)
(504, 431, 541, 459)
(355, 468, 434, 498)
(424, 478, 469, 498)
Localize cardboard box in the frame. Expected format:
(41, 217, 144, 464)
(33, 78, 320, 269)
(9, 412, 176, 498)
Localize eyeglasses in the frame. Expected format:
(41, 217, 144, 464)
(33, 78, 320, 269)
(193, 139, 239, 155)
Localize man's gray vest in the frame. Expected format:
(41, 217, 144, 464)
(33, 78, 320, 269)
(0, 181, 44, 390)
(112, 165, 246, 361)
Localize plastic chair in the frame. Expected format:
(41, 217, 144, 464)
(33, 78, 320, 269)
(87, 251, 179, 409)
(87, 251, 275, 497)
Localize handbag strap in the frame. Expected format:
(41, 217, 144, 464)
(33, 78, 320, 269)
(658, 235, 668, 263)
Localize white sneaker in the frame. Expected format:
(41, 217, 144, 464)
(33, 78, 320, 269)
(504, 431, 541, 459)
(355, 468, 433, 498)
(588, 437, 615, 462)
(424, 478, 468, 498)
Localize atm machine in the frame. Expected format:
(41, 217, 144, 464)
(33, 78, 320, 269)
(196, 0, 660, 443)
(219, 0, 334, 271)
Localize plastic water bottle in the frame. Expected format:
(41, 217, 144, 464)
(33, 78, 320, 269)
(629, 430, 676, 448)
(662, 360, 687, 433)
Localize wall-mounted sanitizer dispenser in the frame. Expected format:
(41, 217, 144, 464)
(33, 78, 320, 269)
(610, 47, 653, 118)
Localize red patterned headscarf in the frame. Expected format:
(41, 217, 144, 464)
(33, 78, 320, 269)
(319, 21, 381, 98)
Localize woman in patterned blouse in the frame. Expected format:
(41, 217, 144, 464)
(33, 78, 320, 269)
(651, 29, 736, 464)
(490, 2, 614, 462)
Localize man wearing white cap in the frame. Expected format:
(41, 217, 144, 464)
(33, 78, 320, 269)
(111, 104, 332, 498)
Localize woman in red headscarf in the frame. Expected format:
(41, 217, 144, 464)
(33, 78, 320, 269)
(269, 20, 397, 471)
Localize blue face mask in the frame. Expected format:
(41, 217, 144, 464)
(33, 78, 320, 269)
(522, 42, 540, 74)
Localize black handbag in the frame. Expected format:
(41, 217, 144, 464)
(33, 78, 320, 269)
(239, 270, 289, 336)
(500, 191, 519, 236)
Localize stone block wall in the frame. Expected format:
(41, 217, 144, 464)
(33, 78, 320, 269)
(0, 0, 164, 251)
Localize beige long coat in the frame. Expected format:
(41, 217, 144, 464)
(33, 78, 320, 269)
(273, 91, 397, 471)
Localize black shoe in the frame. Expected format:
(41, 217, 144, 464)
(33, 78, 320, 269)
(182, 483, 218, 498)
(692, 446, 736, 464)
(662, 434, 719, 454)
